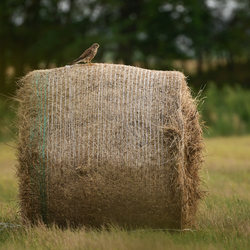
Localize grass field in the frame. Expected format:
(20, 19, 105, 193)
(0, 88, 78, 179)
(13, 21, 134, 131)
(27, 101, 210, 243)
(0, 136, 250, 249)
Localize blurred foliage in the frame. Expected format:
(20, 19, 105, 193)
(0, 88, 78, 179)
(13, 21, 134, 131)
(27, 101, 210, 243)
(0, 0, 250, 95)
(201, 83, 250, 136)
(0, 0, 250, 137)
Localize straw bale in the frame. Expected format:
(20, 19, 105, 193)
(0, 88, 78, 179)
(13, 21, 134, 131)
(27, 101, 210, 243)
(16, 63, 205, 229)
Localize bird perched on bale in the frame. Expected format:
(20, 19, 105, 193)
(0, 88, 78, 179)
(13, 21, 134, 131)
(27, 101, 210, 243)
(69, 43, 100, 65)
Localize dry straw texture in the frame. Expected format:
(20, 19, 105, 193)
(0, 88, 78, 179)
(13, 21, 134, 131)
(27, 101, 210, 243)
(16, 63, 205, 229)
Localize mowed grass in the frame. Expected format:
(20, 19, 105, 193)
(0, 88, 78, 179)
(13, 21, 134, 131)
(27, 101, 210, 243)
(0, 137, 250, 249)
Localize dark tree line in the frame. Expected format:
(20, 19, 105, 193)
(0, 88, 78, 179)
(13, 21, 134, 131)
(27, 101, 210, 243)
(0, 0, 250, 94)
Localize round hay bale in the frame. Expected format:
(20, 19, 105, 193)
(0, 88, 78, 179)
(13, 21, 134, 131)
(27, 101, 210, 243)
(16, 63, 205, 229)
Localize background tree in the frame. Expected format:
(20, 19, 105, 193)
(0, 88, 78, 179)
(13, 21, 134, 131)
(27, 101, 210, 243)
(0, 0, 250, 95)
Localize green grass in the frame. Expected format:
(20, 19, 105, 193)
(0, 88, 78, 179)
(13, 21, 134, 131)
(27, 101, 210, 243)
(0, 137, 250, 249)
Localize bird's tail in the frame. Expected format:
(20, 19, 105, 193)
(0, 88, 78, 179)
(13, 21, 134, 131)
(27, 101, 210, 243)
(67, 58, 80, 65)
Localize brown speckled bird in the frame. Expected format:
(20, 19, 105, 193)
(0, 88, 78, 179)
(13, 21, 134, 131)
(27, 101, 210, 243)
(69, 43, 99, 65)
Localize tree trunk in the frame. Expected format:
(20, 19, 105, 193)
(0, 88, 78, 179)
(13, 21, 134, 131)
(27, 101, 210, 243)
(197, 50, 203, 75)
(0, 41, 7, 94)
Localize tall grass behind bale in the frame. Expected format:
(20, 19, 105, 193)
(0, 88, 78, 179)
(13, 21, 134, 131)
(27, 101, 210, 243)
(0, 98, 16, 141)
(16, 63, 205, 229)
(202, 83, 250, 136)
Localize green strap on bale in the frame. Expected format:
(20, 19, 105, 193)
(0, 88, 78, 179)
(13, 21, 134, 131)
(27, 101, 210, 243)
(29, 78, 35, 222)
(29, 73, 48, 224)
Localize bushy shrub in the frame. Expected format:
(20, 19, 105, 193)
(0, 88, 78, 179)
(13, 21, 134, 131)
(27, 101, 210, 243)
(1, 83, 250, 140)
(201, 83, 250, 136)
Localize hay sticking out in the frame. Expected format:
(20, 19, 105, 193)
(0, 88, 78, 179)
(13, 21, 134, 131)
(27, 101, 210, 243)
(16, 63, 205, 229)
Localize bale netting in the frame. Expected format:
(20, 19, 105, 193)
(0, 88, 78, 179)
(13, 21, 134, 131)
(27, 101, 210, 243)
(16, 63, 205, 229)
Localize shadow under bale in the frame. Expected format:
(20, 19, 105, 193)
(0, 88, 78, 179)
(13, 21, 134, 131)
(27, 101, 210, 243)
(16, 63, 205, 229)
